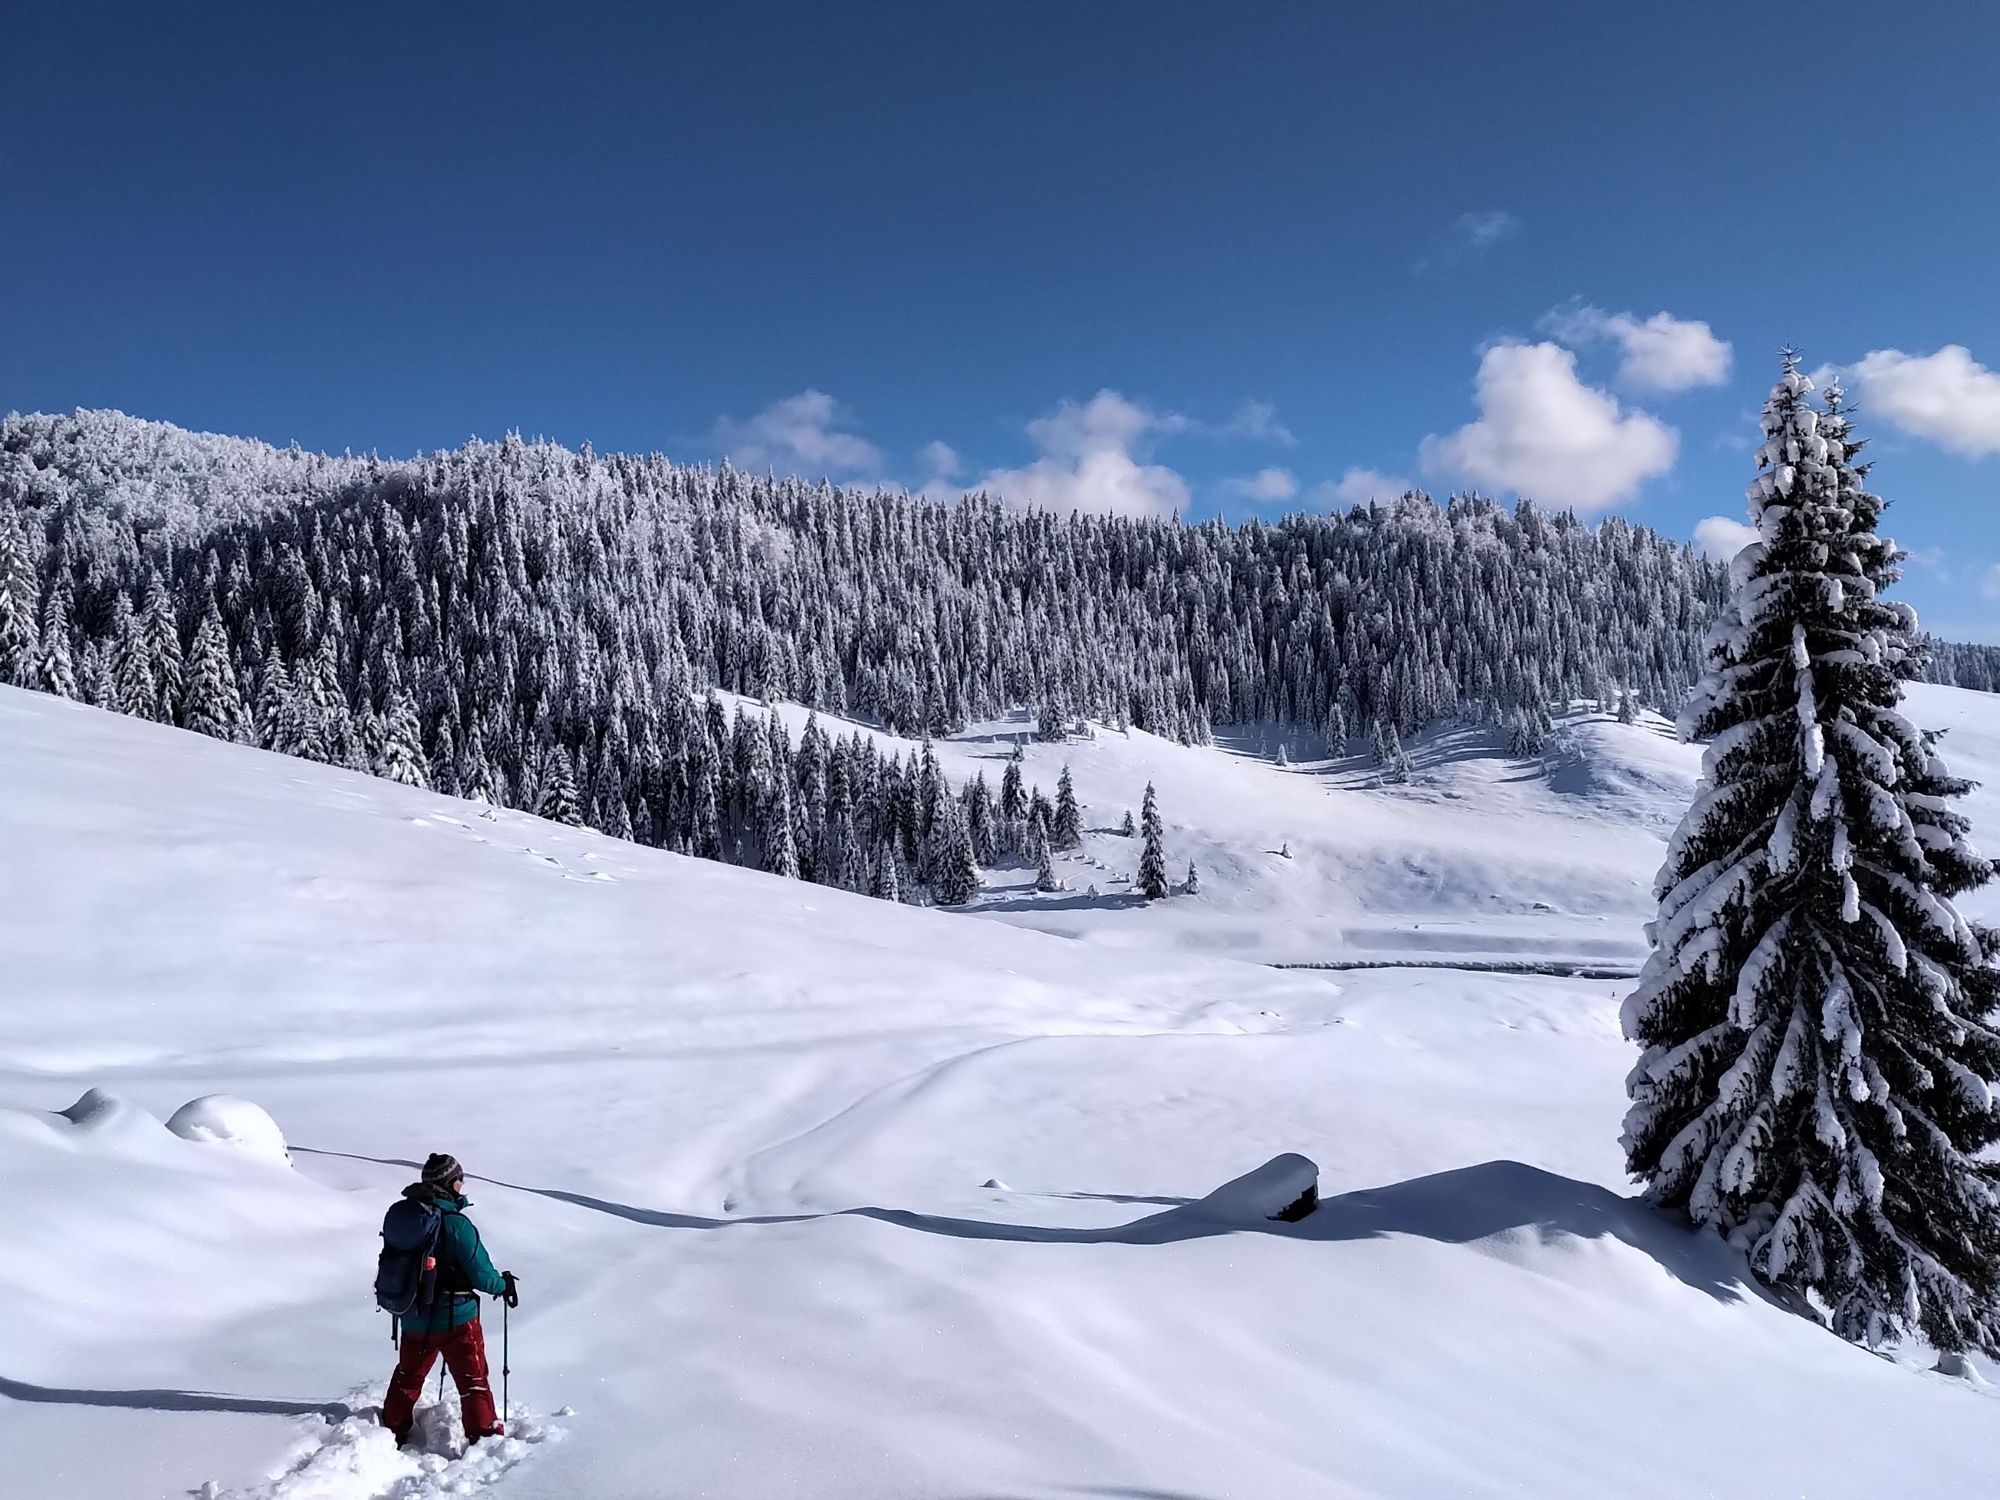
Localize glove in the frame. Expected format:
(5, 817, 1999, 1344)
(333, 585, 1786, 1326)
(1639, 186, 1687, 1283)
(501, 1271, 520, 1308)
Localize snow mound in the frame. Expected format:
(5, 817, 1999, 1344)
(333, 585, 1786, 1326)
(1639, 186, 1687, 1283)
(204, 1395, 564, 1500)
(168, 1095, 291, 1165)
(46, 1087, 183, 1155)
(56, 1086, 158, 1135)
(1187, 1152, 1319, 1224)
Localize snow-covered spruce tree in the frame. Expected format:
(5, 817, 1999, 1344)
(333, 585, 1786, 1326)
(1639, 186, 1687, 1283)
(36, 586, 78, 700)
(0, 505, 33, 687)
(1138, 782, 1169, 900)
(965, 772, 998, 867)
(870, 839, 901, 902)
(1052, 765, 1083, 850)
(1623, 357, 2000, 1352)
(1387, 734, 1414, 784)
(184, 603, 252, 745)
(1000, 747, 1027, 830)
(536, 746, 584, 826)
(1120, 808, 1136, 837)
(1373, 720, 1413, 782)
(692, 762, 725, 861)
(835, 809, 868, 892)
(924, 779, 980, 906)
(112, 598, 160, 722)
(1033, 821, 1059, 893)
(459, 723, 497, 806)
(373, 688, 430, 789)
(765, 776, 800, 879)
(1027, 787, 1052, 848)
(1184, 859, 1201, 896)
(254, 648, 291, 750)
(137, 571, 186, 725)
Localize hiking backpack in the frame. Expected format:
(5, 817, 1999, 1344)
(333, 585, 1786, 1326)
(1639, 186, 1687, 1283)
(375, 1196, 445, 1317)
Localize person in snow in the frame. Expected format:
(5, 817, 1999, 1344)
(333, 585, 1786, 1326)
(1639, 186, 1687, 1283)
(380, 1153, 518, 1446)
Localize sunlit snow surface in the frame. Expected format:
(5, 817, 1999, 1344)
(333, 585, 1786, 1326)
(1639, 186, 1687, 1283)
(3, 683, 1998, 1499)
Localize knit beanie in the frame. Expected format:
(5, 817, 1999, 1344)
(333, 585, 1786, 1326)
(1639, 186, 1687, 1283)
(421, 1152, 464, 1190)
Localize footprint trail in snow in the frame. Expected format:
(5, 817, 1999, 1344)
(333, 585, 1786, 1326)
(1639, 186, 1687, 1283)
(197, 1392, 569, 1500)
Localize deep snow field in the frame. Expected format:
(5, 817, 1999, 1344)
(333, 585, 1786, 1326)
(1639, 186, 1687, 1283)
(5, 681, 2000, 1499)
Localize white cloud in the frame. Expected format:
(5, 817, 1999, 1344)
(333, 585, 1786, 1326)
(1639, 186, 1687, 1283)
(911, 440, 965, 503)
(1695, 516, 1758, 562)
(972, 390, 1192, 519)
(1418, 342, 1678, 512)
(710, 390, 883, 477)
(1836, 346, 2000, 457)
(1541, 304, 1732, 393)
(1221, 467, 1299, 504)
(1416, 210, 1521, 272)
(1214, 401, 1296, 446)
(1310, 467, 1413, 507)
(1460, 210, 1520, 248)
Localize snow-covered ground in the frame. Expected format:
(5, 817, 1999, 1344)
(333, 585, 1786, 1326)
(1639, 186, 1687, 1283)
(739, 692, 1772, 968)
(4, 682, 1999, 1499)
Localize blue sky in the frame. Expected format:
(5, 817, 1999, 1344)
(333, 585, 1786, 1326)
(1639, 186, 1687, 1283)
(5, 3, 1999, 636)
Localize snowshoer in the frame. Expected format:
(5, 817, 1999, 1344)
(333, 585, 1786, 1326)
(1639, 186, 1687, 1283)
(379, 1153, 517, 1447)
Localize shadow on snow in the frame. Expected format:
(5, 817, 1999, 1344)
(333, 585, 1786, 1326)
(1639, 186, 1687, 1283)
(0, 1373, 351, 1420)
(300, 1150, 1753, 1308)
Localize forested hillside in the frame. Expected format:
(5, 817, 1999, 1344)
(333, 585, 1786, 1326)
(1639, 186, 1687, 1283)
(0, 406, 1978, 900)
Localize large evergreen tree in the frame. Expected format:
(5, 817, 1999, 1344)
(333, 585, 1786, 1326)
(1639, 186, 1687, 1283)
(925, 779, 980, 906)
(1000, 745, 1027, 825)
(536, 746, 583, 826)
(1623, 357, 2000, 1352)
(870, 838, 901, 903)
(137, 570, 186, 724)
(766, 776, 801, 879)
(183, 602, 252, 744)
(373, 687, 430, 788)
(0, 506, 33, 687)
(254, 648, 292, 750)
(111, 597, 160, 722)
(1138, 781, 1169, 900)
(1033, 821, 1059, 892)
(1052, 765, 1083, 851)
(692, 761, 725, 861)
(36, 585, 78, 700)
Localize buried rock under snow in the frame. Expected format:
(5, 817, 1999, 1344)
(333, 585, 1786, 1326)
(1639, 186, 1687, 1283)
(1186, 1153, 1319, 1224)
(167, 1095, 292, 1165)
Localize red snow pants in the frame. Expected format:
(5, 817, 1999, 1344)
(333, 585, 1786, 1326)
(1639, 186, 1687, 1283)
(382, 1314, 501, 1444)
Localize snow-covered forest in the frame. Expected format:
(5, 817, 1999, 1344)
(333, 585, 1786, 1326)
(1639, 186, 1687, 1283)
(0, 407, 1986, 904)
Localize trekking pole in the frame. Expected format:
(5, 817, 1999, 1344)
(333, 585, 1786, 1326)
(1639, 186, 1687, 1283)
(502, 1293, 511, 1425)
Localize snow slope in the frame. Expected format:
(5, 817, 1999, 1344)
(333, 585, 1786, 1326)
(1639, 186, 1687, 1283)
(4, 682, 1999, 1499)
(756, 682, 2000, 969)
(733, 694, 1715, 967)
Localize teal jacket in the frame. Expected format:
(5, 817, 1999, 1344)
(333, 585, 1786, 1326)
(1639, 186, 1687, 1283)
(402, 1185, 507, 1334)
